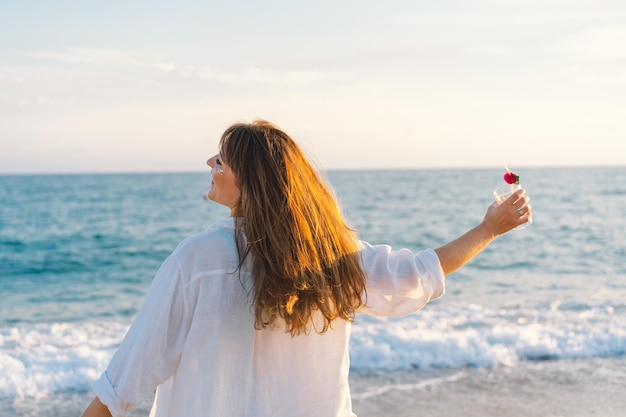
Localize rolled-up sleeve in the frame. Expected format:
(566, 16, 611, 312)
(358, 242, 445, 317)
(92, 253, 191, 417)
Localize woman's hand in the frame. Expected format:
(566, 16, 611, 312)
(481, 189, 532, 238)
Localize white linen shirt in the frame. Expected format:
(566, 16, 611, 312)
(92, 218, 445, 417)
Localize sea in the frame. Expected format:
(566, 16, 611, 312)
(1, 167, 625, 417)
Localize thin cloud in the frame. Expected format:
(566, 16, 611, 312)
(553, 25, 626, 61)
(388, 11, 623, 25)
(128, 59, 178, 72)
(568, 67, 626, 86)
(579, 72, 626, 85)
(17, 95, 77, 107)
(22, 47, 350, 86)
(25, 47, 131, 66)
(190, 66, 350, 86)
(465, 45, 517, 55)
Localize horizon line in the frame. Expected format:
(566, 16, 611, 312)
(1, 163, 624, 177)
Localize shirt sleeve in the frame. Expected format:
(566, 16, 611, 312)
(92, 252, 191, 417)
(357, 242, 446, 317)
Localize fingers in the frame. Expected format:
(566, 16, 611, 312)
(513, 194, 532, 226)
(513, 195, 530, 209)
(504, 188, 525, 203)
(500, 189, 532, 224)
(516, 204, 532, 216)
(505, 189, 529, 208)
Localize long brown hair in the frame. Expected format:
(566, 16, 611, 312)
(219, 120, 366, 336)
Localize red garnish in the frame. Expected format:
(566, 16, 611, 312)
(504, 171, 520, 184)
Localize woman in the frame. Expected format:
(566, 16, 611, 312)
(82, 120, 531, 417)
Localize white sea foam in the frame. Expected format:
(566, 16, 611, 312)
(1, 303, 625, 400)
(350, 303, 626, 370)
(0, 322, 127, 400)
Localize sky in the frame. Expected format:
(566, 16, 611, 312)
(1, 0, 625, 174)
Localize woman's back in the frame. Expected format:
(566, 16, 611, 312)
(95, 219, 355, 417)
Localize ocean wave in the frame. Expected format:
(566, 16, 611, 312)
(350, 304, 626, 370)
(0, 322, 127, 400)
(1, 302, 626, 400)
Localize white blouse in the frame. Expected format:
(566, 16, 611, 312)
(92, 218, 445, 417)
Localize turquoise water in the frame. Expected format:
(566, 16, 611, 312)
(1, 167, 625, 415)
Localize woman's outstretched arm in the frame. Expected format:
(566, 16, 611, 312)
(435, 189, 530, 275)
(81, 397, 112, 417)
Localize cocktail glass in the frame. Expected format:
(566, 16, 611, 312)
(493, 183, 532, 230)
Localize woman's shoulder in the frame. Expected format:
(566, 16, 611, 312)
(172, 218, 239, 261)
